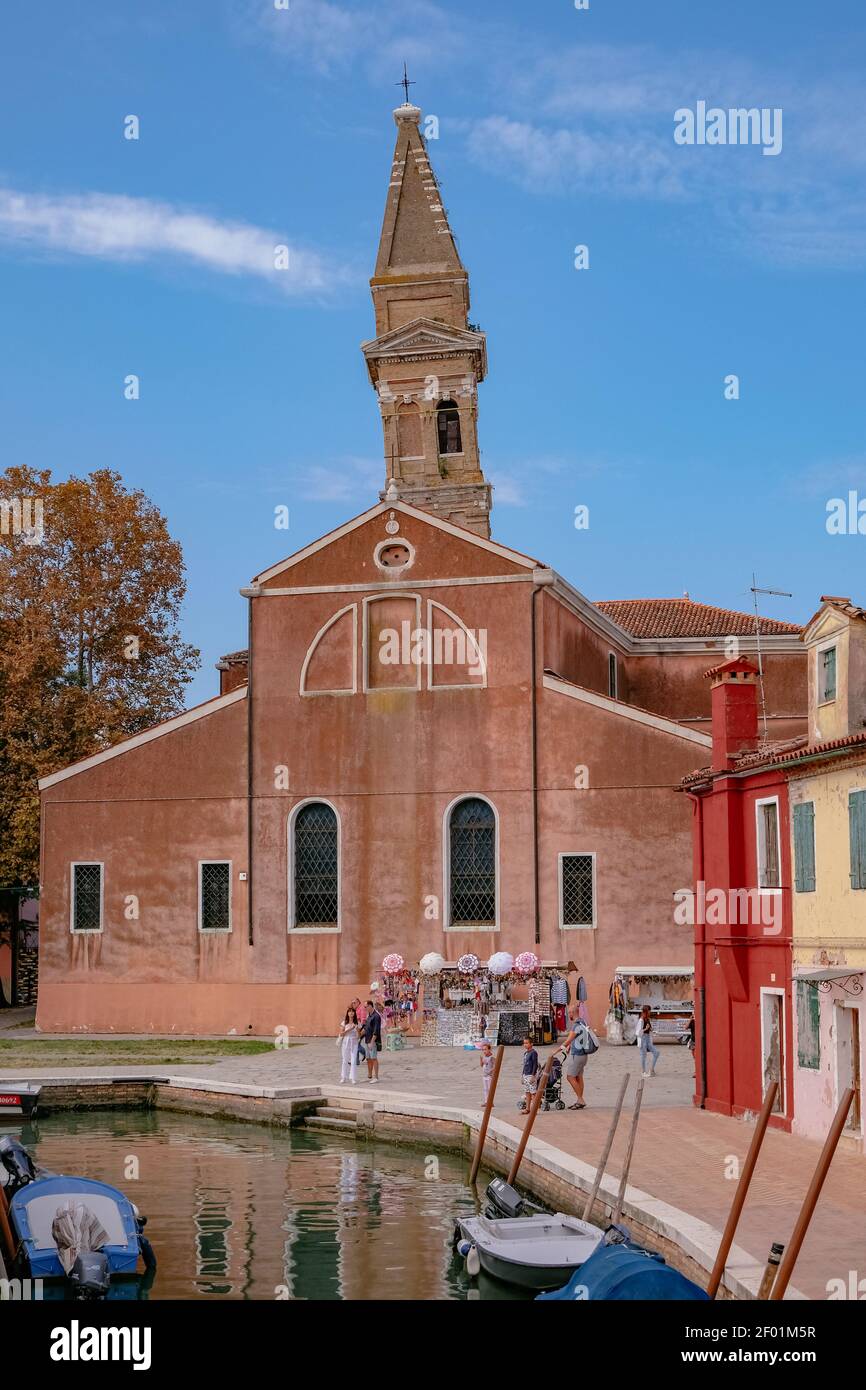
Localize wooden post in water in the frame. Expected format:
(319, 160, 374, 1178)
(582, 1073, 629, 1222)
(706, 1080, 778, 1299)
(769, 1087, 855, 1301)
(612, 1077, 644, 1226)
(507, 1053, 555, 1186)
(469, 1044, 505, 1186)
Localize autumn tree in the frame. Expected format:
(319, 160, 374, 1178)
(0, 465, 200, 884)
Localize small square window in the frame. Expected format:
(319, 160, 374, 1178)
(199, 862, 231, 932)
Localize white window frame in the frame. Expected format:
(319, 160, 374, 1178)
(198, 860, 232, 934)
(287, 798, 341, 934)
(755, 795, 782, 894)
(443, 793, 500, 932)
(817, 640, 838, 706)
(608, 652, 618, 700)
(69, 861, 104, 935)
(558, 851, 597, 929)
(760, 985, 787, 1117)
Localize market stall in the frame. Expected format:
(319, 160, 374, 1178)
(605, 965, 693, 1045)
(417, 952, 577, 1047)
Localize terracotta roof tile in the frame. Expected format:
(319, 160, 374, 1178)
(596, 597, 801, 639)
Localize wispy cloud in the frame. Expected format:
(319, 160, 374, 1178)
(241, 0, 464, 79)
(290, 455, 382, 502)
(0, 188, 356, 297)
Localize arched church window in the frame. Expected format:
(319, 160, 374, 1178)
(437, 400, 462, 455)
(292, 802, 339, 928)
(448, 797, 496, 925)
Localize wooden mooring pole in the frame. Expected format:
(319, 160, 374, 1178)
(769, 1087, 854, 1301)
(582, 1073, 629, 1222)
(612, 1076, 644, 1226)
(507, 1053, 555, 1186)
(706, 1080, 778, 1299)
(468, 1044, 505, 1186)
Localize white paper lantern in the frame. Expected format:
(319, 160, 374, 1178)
(488, 951, 514, 976)
(419, 952, 446, 975)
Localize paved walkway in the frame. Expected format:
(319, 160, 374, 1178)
(2, 1033, 862, 1299)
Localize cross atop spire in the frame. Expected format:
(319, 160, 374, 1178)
(396, 62, 415, 105)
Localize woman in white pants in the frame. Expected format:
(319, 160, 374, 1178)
(338, 1006, 360, 1084)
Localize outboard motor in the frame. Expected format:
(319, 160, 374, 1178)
(69, 1251, 111, 1300)
(483, 1176, 547, 1220)
(0, 1135, 37, 1195)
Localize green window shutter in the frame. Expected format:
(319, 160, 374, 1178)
(796, 981, 821, 1069)
(824, 646, 837, 701)
(850, 791, 866, 889)
(793, 802, 816, 893)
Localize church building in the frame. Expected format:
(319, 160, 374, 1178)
(37, 102, 807, 1036)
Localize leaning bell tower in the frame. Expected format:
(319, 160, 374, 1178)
(361, 97, 492, 537)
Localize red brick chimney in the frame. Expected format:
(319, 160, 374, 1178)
(706, 657, 759, 771)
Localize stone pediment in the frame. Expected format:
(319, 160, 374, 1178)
(361, 318, 487, 376)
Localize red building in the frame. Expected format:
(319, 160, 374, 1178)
(684, 659, 796, 1129)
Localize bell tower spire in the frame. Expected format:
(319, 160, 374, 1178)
(361, 92, 491, 537)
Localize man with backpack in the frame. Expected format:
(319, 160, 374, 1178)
(560, 1004, 599, 1110)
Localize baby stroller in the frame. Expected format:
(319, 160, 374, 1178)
(541, 1054, 566, 1111)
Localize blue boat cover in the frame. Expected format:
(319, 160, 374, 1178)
(10, 1175, 141, 1279)
(537, 1239, 710, 1301)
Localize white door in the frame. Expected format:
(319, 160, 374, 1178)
(835, 1003, 862, 1133)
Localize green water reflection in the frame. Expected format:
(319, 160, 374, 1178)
(13, 1110, 530, 1301)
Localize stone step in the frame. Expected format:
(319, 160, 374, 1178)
(303, 1115, 358, 1133)
(317, 1106, 358, 1122)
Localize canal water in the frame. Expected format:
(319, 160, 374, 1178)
(14, 1109, 531, 1300)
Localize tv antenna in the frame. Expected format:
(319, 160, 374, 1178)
(750, 574, 793, 740)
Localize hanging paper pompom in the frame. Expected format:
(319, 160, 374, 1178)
(488, 951, 514, 976)
(382, 953, 404, 974)
(514, 950, 540, 975)
(419, 952, 446, 975)
(457, 952, 480, 974)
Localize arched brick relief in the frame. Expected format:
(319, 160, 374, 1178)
(300, 604, 358, 696)
(428, 600, 487, 689)
(364, 593, 422, 691)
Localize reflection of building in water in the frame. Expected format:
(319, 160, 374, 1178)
(194, 1188, 232, 1295)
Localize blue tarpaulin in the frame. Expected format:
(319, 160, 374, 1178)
(537, 1238, 710, 1301)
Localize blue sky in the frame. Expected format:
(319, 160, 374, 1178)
(2, 0, 865, 705)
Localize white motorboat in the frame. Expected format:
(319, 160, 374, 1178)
(456, 1211, 603, 1292)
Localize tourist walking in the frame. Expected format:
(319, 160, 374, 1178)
(561, 1004, 598, 1109)
(519, 1036, 540, 1113)
(362, 999, 382, 1083)
(636, 1005, 660, 1077)
(338, 1005, 361, 1084)
(479, 1042, 495, 1103)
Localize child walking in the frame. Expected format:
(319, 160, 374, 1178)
(480, 1042, 495, 1103)
(519, 1036, 540, 1113)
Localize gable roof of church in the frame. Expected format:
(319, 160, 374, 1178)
(596, 596, 802, 640)
(250, 499, 541, 586)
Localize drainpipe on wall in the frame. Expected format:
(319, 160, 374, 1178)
(686, 789, 708, 1108)
(530, 571, 555, 947)
(240, 585, 261, 947)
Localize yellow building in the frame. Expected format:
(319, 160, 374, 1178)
(785, 597, 866, 1152)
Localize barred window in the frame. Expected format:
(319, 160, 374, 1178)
(293, 802, 339, 927)
(199, 862, 231, 932)
(449, 797, 496, 926)
(72, 863, 102, 932)
(560, 853, 595, 928)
